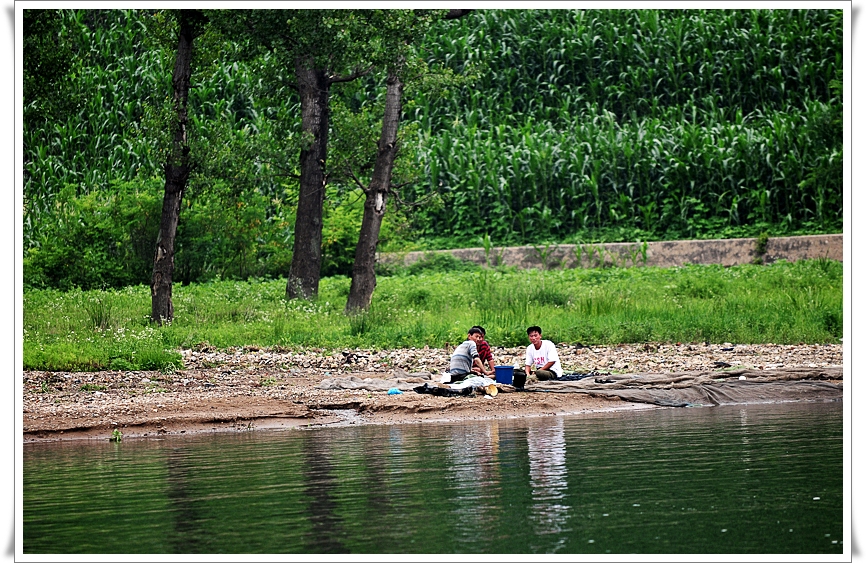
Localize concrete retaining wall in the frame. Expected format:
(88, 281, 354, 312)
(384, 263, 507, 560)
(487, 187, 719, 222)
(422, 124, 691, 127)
(381, 234, 842, 270)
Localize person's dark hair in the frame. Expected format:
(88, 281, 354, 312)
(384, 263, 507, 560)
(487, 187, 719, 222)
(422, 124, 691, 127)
(527, 325, 542, 335)
(468, 327, 483, 336)
(472, 325, 486, 336)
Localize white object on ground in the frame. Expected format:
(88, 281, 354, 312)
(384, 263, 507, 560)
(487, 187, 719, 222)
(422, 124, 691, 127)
(448, 376, 496, 390)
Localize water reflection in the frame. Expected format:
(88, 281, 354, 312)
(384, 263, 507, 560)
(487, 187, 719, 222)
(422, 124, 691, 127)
(165, 447, 204, 553)
(300, 432, 350, 553)
(444, 423, 502, 536)
(23, 402, 843, 555)
(527, 417, 571, 552)
(738, 408, 753, 466)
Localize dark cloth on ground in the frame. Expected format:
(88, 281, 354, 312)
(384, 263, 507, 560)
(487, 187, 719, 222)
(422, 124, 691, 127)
(413, 382, 474, 397)
(527, 367, 843, 407)
(555, 371, 610, 381)
(448, 372, 472, 383)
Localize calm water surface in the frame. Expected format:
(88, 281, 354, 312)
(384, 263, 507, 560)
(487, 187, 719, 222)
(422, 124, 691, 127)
(23, 402, 843, 555)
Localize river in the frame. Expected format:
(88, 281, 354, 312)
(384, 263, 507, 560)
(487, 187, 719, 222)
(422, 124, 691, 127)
(23, 401, 843, 555)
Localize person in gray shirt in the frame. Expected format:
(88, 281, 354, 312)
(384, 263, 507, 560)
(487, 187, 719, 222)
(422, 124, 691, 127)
(448, 327, 487, 382)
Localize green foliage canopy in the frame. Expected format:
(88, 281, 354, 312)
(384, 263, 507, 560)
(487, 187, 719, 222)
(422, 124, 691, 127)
(22, 8, 844, 291)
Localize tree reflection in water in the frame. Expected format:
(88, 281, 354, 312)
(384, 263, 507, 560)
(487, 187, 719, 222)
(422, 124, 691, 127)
(300, 432, 350, 553)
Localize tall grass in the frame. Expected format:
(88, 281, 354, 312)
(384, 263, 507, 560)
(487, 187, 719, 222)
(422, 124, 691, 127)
(23, 10, 168, 248)
(23, 259, 842, 371)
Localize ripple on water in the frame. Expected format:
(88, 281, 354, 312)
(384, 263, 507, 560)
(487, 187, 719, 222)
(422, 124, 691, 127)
(23, 402, 843, 555)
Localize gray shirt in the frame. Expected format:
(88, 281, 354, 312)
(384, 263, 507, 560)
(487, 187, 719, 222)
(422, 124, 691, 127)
(449, 340, 479, 374)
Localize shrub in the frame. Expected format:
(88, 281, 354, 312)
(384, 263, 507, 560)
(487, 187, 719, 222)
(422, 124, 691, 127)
(402, 252, 481, 276)
(24, 180, 161, 291)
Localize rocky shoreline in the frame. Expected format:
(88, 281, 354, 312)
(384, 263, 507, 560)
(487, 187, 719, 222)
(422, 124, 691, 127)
(22, 342, 843, 443)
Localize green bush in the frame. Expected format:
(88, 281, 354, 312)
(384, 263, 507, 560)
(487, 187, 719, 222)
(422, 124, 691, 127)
(319, 188, 408, 278)
(24, 180, 161, 291)
(174, 180, 294, 284)
(23, 176, 300, 290)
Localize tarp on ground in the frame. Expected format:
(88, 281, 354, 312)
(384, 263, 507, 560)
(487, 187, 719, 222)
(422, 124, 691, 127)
(317, 374, 431, 392)
(316, 367, 842, 408)
(528, 367, 843, 407)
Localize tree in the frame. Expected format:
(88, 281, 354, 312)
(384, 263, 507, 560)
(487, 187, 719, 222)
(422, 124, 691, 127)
(151, 9, 207, 324)
(211, 10, 457, 301)
(344, 9, 473, 312)
(344, 70, 404, 312)
(288, 54, 355, 300)
(209, 10, 382, 299)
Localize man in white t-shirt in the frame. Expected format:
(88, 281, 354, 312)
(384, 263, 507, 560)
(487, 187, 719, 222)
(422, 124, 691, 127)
(524, 325, 563, 381)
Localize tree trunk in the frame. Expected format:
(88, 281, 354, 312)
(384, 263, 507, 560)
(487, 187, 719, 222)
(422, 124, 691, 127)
(151, 10, 195, 324)
(286, 58, 330, 300)
(345, 72, 403, 313)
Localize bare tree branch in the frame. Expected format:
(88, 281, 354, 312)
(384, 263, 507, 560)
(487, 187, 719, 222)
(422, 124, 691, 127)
(328, 65, 374, 84)
(343, 160, 370, 193)
(389, 180, 413, 191)
(387, 184, 443, 209)
(259, 158, 300, 179)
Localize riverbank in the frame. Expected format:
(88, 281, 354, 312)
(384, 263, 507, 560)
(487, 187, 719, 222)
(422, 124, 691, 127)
(382, 234, 843, 270)
(22, 342, 843, 443)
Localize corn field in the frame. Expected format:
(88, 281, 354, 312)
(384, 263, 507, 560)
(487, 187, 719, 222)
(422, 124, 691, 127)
(404, 9, 842, 242)
(24, 11, 164, 244)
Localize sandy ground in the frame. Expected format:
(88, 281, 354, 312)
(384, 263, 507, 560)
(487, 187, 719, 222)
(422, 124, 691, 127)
(22, 342, 843, 443)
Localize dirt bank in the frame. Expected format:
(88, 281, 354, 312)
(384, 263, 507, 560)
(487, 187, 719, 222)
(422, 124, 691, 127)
(385, 234, 842, 269)
(22, 342, 842, 443)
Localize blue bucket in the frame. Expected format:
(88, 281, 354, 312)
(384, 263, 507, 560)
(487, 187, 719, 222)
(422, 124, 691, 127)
(494, 365, 514, 385)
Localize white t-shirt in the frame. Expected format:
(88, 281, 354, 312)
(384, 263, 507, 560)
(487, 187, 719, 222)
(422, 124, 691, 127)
(525, 340, 563, 377)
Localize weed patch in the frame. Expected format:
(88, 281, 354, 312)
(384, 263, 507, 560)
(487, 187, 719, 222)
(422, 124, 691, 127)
(23, 259, 842, 371)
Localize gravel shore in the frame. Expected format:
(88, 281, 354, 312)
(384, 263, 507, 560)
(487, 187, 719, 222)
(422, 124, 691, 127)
(22, 342, 843, 443)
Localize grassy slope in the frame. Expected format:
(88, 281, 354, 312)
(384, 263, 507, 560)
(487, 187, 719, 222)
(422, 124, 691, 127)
(23, 258, 842, 372)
